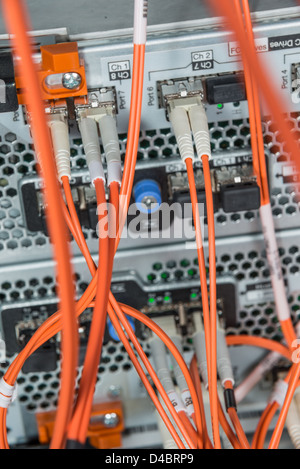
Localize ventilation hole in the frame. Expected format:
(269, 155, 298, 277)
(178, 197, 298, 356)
(217, 215, 227, 224)
(236, 273, 245, 280)
(0, 178, 8, 187)
(8, 155, 19, 164)
(148, 149, 158, 158)
(17, 165, 28, 174)
(24, 385, 34, 393)
(226, 128, 236, 138)
(154, 137, 164, 147)
(109, 365, 118, 373)
(6, 188, 17, 197)
(43, 277, 53, 285)
(220, 140, 230, 150)
(235, 253, 244, 261)
(19, 395, 28, 403)
(36, 237, 46, 246)
(279, 196, 289, 205)
(123, 363, 132, 371)
(221, 255, 231, 263)
(163, 147, 173, 157)
(234, 138, 244, 148)
(286, 206, 296, 215)
(244, 212, 255, 221)
(23, 153, 34, 163)
(9, 209, 20, 219)
(15, 280, 25, 288)
(13, 143, 25, 152)
(140, 139, 150, 149)
(273, 207, 282, 217)
(174, 270, 184, 280)
(7, 240, 18, 250)
(212, 130, 222, 140)
(231, 214, 240, 222)
(0, 144, 11, 154)
(21, 239, 32, 248)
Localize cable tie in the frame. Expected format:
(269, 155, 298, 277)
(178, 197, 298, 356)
(269, 379, 288, 408)
(224, 388, 237, 412)
(0, 378, 17, 409)
(259, 203, 290, 322)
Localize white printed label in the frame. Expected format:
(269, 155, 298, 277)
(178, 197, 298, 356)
(229, 37, 269, 57)
(167, 391, 185, 414)
(260, 204, 291, 322)
(181, 390, 195, 417)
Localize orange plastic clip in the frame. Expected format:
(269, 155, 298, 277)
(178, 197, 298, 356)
(36, 401, 124, 449)
(17, 42, 87, 103)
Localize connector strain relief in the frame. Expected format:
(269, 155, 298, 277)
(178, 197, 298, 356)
(169, 107, 194, 162)
(98, 115, 121, 165)
(55, 150, 71, 182)
(176, 133, 195, 162)
(79, 118, 102, 166)
(193, 130, 212, 160)
(188, 104, 211, 160)
(48, 119, 71, 181)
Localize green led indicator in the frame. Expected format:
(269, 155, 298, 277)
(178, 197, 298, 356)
(147, 273, 156, 282)
(217, 103, 224, 109)
(161, 272, 169, 280)
(164, 295, 171, 303)
(188, 268, 196, 277)
(190, 292, 198, 300)
(148, 297, 155, 305)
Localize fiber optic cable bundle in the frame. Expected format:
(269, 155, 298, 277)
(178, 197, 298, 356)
(0, 0, 300, 450)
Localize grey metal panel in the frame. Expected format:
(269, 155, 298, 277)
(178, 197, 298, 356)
(0, 1, 298, 36)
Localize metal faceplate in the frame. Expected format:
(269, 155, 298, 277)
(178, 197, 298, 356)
(0, 9, 300, 447)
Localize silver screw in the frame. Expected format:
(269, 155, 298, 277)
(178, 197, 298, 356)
(141, 195, 158, 208)
(103, 412, 119, 428)
(62, 72, 82, 90)
(108, 385, 121, 398)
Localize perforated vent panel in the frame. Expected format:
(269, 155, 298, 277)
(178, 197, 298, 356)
(0, 338, 152, 414)
(0, 114, 300, 262)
